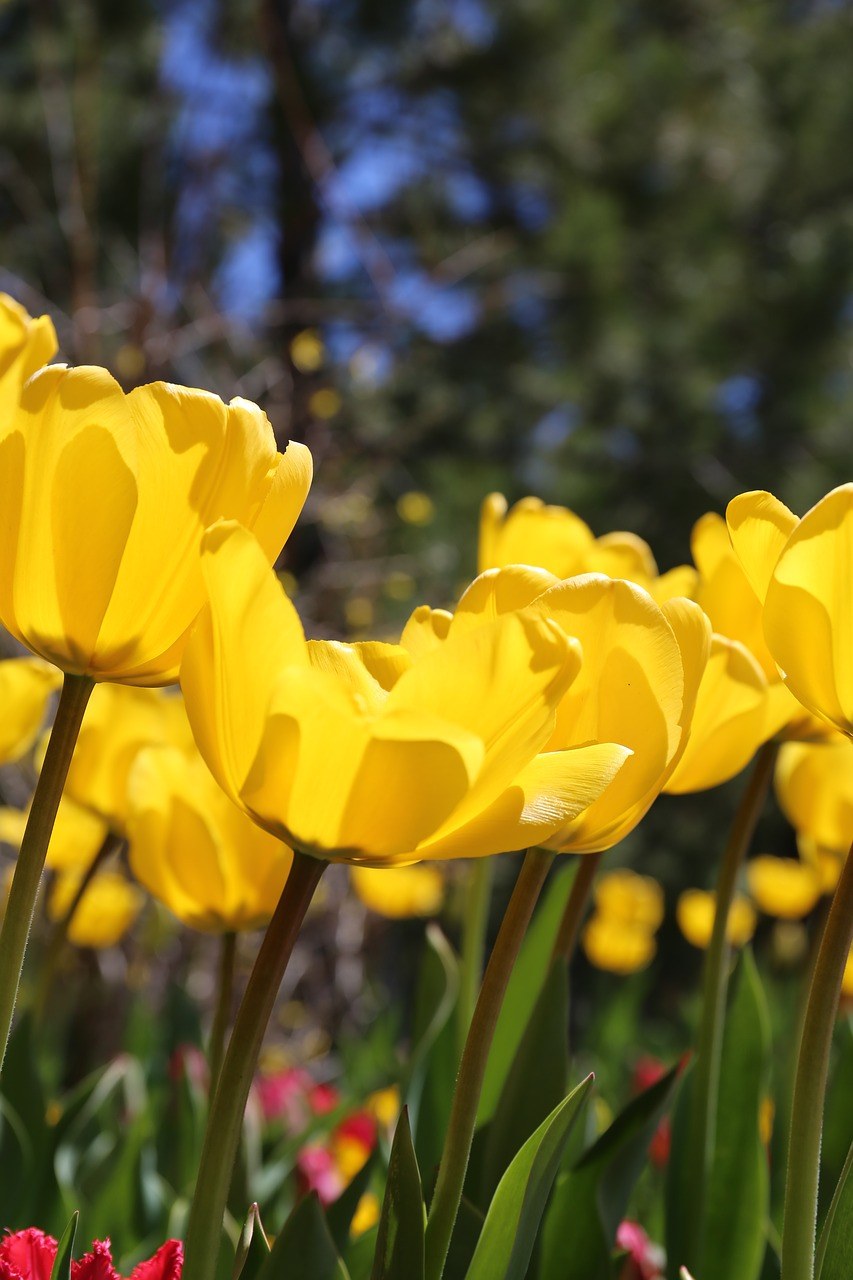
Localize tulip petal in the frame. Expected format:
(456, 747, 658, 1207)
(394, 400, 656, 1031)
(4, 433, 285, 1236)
(181, 521, 306, 803)
(665, 635, 769, 794)
(400, 605, 452, 657)
(726, 490, 797, 602)
(764, 484, 853, 732)
(419, 742, 632, 859)
(0, 658, 60, 764)
(450, 565, 559, 635)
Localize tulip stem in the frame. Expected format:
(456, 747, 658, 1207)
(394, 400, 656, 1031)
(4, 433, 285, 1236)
(33, 831, 122, 1022)
(208, 930, 237, 1096)
(552, 851, 602, 963)
(781, 837, 853, 1280)
(424, 847, 554, 1280)
(683, 739, 778, 1272)
(0, 672, 93, 1071)
(182, 850, 324, 1280)
(457, 859, 494, 1057)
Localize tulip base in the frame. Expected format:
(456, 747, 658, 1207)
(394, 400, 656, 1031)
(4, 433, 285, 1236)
(182, 849, 325, 1280)
(0, 672, 94, 1071)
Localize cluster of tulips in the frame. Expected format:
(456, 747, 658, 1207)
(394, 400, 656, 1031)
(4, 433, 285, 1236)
(0, 290, 850, 1280)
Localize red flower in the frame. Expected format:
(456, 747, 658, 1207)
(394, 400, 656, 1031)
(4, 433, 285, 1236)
(0, 1232, 183, 1280)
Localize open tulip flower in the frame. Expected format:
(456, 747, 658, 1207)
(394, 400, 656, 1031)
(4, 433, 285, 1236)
(691, 510, 828, 740)
(127, 744, 292, 932)
(0, 363, 312, 684)
(479, 492, 696, 601)
(351, 863, 445, 917)
(746, 855, 822, 920)
(0, 294, 57, 421)
(405, 564, 709, 850)
(0, 792, 107, 873)
(180, 524, 632, 865)
(727, 485, 853, 737)
(63, 684, 196, 834)
(775, 735, 853, 891)
(48, 867, 143, 948)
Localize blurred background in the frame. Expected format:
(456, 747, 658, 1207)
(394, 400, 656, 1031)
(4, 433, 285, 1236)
(2, 0, 852, 1098)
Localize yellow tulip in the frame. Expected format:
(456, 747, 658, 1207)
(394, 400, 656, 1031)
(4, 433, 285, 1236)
(180, 524, 631, 865)
(351, 864, 445, 918)
(582, 912, 657, 974)
(664, 634, 770, 794)
(593, 868, 664, 931)
(746, 855, 822, 919)
(0, 294, 57, 418)
(843, 948, 853, 998)
(49, 869, 142, 948)
(676, 889, 756, 949)
(0, 364, 312, 683)
(0, 794, 107, 872)
(0, 657, 60, 763)
(692, 510, 826, 740)
(126, 745, 292, 932)
(478, 492, 695, 600)
(351, 1192, 381, 1239)
(776, 736, 853, 857)
(727, 486, 853, 737)
(404, 566, 707, 852)
(62, 684, 195, 834)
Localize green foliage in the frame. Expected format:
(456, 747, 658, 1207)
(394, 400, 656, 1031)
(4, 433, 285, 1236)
(465, 1075, 593, 1280)
(371, 1109, 424, 1280)
(817, 1140, 853, 1280)
(540, 1066, 677, 1280)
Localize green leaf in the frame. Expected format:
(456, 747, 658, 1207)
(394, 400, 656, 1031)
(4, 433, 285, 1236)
(49, 1213, 78, 1280)
(478, 958, 569, 1207)
(822, 1016, 853, 1205)
(371, 1108, 425, 1280)
(540, 1066, 677, 1280)
(817, 1138, 853, 1280)
(465, 1074, 593, 1280)
(0, 1095, 35, 1221)
(702, 949, 771, 1280)
(257, 1194, 349, 1280)
(232, 1203, 270, 1280)
(477, 867, 575, 1126)
(409, 926, 460, 1182)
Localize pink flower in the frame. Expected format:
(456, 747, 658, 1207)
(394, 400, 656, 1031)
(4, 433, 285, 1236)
(256, 1067, 314, 1128)
(616, 1221, 665, 1280)
(0, 1232, 183, 1280)
(308, 1083, 340, 1116)
(296, 1145, 343, 1204)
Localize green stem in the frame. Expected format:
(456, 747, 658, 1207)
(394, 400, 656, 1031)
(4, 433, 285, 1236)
(0, 672, 93, 1070)
(33, 830, 122, 1022)
(424, 847, 554, 1280)
(182, 850, 324, 1280)
(207, 931, 237, 1097)
(683, 739, 778, 1272)
(551, 850, 602, 963)
(456, 859, 494, 1057)
(781, 839, 853, 1280)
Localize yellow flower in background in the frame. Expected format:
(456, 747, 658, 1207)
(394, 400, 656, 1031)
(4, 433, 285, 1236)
(843, 948, 853, 998)
(351, 864, 444, 918)
(181, 524, 630, 866)
(0, 657, 60, 764)
(776, 737, 853, 856)
(62, 684, 195, 834)
(664, 634, 770, 794)
(593, 869, 664, 931)
(746, 855, 822, 919)
(366, 1085, 400, 1131)
(0, 294, 57, 418)
(582, 913, 657, 974)
(397, 491, 435, 526)
(404, 566, 706, 853)
(478, 493, 695, 601)
(126, 745, 293, 933)
(0, 364, 312, 683)
(48, 869, 142, 949)
(350, 1192, 380, 1239)
(0, 793, 107, 872)
(691, 510, 826, 740)
(676, 889, 756, 950)
(727, 485, 853, 737)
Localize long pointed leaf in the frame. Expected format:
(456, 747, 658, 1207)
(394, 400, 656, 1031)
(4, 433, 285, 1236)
(371, 1108, 424, 1280)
